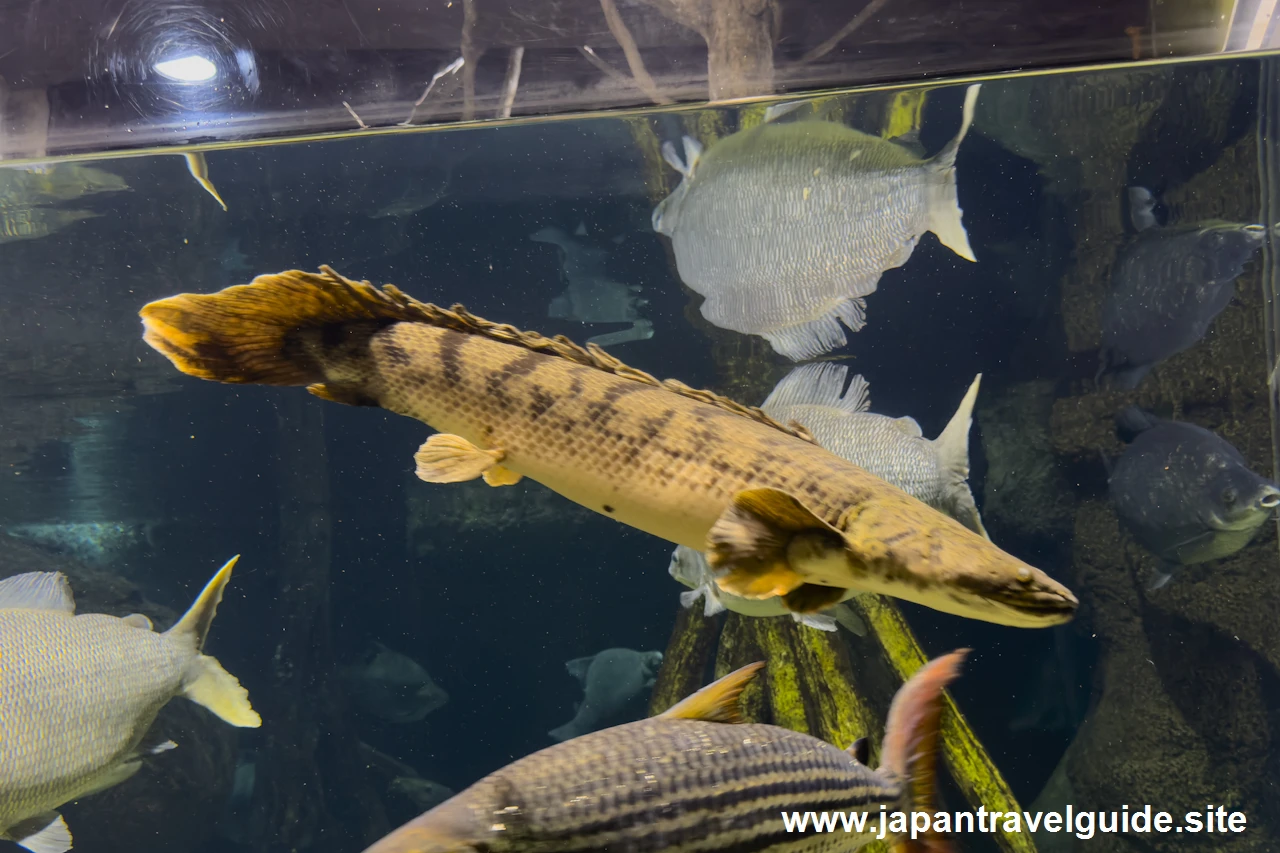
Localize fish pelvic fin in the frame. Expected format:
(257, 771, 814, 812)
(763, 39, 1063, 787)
(658, 661, 764, 723)
(414, 434, 518, 484)
(707, 487, 848, 602)
(882, 650, 969, 853)
(6, 812, 72, 853)
(924, 84, 979, 263)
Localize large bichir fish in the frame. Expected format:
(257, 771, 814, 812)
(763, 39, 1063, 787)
(360, 650, 969, 853)
(139, 267, 1077, 628)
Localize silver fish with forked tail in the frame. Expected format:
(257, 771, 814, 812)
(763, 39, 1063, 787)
(0, 556, 261, 853)
(653, 84, 980, 361)
(761, 363, 988, 538)
(360, 650, 970, 853)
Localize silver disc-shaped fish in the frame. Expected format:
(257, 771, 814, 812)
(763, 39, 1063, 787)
(653, 84, 980, 360)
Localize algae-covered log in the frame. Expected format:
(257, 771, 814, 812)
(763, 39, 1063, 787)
(648, 604, 723, 715)
(856, 594, 1038, 853)
(713, 612, 881, 754)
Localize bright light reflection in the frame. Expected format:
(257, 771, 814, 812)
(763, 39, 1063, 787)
(155, 54, 217, 83)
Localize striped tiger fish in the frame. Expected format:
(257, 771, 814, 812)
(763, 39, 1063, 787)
(359, 650, 968, 853)
(138, 267, 1077, 628)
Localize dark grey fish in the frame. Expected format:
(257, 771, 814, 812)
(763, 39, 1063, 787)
(340, 641, 449, 724)
(1107, 407, 1280, 589)
(1099, 196, 1268, 389)
(548, 647, 663, 742)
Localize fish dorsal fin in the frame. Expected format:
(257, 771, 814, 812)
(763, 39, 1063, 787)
(566, 655, 595, 683)
(763, 100, 808, 123)
(0, 572, 75, 613)
(141, 267, 820, 445)
(658, 661, 764, 723)
(846, 737, 871, 766)
(933, 373, 981, 479)
(893, 416, 923, 437)
(761, 363, 869, 416)
(574, 221, 588, 237)
(122, 613, 154, 630)
(165, 555, 239, 651)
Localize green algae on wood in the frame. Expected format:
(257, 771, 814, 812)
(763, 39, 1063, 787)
(648, 604, 723, 715)
(856, 593, 1037, 853)
(714, 613, 882, 762)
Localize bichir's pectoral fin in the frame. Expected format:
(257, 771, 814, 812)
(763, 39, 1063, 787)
(706, 487, 849, 604)
(414, 434, 522, 486)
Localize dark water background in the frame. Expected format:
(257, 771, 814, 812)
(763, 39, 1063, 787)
(1, 53, 1276, 853)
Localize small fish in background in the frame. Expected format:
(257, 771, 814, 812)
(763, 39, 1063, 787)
(548, 647, 663, 742)
(339, 641, 449, 724)
(0, 556, 260, 853)
(652, 84, 980, 361)
(1107, 406, 1280, 590)
(360, 652, 968, 853)
(0, 206, 100, 244)
(388, 776, 455, 813)
(0, 162, 130, 205)
(531, 222, 654, 347)
(368, 148, 465, 219)
(220, 237, 253, 282)
(1098, 187, 1269, 389)
(667, 545, 866, 636)
(3, 520, 158, 568)
(760, 363, 988, 538)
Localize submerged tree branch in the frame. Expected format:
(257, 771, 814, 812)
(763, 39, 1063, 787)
(598, 0, 674, 104)
(498, 47, 525, 119)
(801, 0, 891, 62)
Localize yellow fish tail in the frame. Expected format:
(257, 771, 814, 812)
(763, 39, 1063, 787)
(139, 266, 416, 390)
(167, 555, 262, 728)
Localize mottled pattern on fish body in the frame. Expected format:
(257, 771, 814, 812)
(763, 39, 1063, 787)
(364, 320, 952, 556)
(139, 269, 1078, 628)
(421, 717, 901, 853)
(0, 610, 192, 833)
